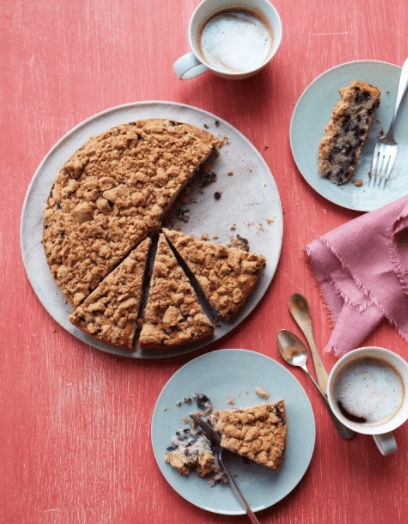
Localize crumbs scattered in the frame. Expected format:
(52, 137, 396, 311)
(212, 234, 219, 240)
(386, 89, 390, 93)
(227, 171, 234, 176)
(227, 398, 234, 405)
(227, 234, 249, 252)
(204, 124, 209, 129)
(266, 219, 274, 224)
(376, 118, 381, 123)
(378, 128, 384, 138)
(255, 388, 269, 399)
(163, 407, 167, 411)
(230, 224, 236, 231)
(215, 119, 220, 127)
(214, 191, 221, 200)
(201, 232, 210, 241)
(352, 179, 363, 187)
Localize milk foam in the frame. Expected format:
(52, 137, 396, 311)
(198, 9, 273, 73)
(334, 357, 404, 426)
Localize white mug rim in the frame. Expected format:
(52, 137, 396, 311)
(327, 346, 408, 435)
(187, 0, 282, 77)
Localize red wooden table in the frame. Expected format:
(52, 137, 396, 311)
(2, 0, 408, 522)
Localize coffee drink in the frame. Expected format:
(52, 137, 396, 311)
(334, 356, 405, 426)
(197, 8, 274, 73)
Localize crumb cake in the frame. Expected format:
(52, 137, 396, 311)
(43, 119, 218, 307)
(318, 81, 381, 185)
(68, 238, 150, 350)
(212, 401, 287, 471)
(162, 229, 267, 321)
(139, 234, 214, 349)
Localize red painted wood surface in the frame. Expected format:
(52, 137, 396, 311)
(2, 0, 408, 522)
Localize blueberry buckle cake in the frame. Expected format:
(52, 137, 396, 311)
(318, 81, 381, 185)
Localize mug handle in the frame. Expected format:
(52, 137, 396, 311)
(373, 432, 397, 455)
(173, 52, 208, 80)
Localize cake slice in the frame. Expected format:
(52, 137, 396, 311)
(318, 81, 381, 185)
(43, 120, 219, 307)
(68, 238, 150, 350)
(163, 229, 266, 321)
(211, 401, 287, 471)
(139, 234, 214, 349)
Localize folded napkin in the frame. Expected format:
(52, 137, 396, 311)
(306, 194, 408, 356)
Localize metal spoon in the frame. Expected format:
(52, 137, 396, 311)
(288, 293, 329, 395)
(276, 329, 354, 440)
(190, 414, 260, 524)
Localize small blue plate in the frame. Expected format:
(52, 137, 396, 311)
(290, 60, 408, 212)
(151, 349, 316, 515)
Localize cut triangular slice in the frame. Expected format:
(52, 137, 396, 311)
(139, 234, 214, 350)
(68, 238, 151, 350)
(211, 401, 287, 471)
(163, 229, 266, 321)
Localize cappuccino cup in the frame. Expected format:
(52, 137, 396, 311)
(327, 347, 408, 455)
(173, 0, 282, 80)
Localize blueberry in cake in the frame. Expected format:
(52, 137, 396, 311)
(318, 81, 381, 185)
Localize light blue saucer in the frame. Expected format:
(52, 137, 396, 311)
(290, 60, 408, 212)
(151, 349, 316, 515)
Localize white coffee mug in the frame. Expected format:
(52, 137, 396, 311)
(327, 347, 408, 455)
(173, 0, 282, 80)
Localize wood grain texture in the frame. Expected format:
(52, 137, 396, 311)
(2, 0, 408, 522)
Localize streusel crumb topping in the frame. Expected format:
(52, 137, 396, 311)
(68, 237, 150, 350)
(212, 401, 287, 471)
(43, 120, 218, 306)
(162, 229, 266, 320)
(139, 234, 214, 349)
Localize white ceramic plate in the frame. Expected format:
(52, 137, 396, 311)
(290, 60, 408, 212)
(20, 102, 283, 359)
(151, 349, 316, 515)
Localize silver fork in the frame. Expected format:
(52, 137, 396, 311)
(190, 414, 260, 524)
(371, 58, 408, 186)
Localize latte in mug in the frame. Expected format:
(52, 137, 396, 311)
(197, 8, 274, 74)
(334, 356, 405, 426)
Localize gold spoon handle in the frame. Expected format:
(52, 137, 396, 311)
(302, 326, 329, 395)
(289, 294, 329, 394)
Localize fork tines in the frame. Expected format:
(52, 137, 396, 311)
(370, 142, 397, 186)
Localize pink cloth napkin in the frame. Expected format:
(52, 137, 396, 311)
(306, 194, 408, 356)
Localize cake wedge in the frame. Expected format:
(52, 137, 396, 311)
(162, 229, 266, 321)
(68, 238, 151, 350)
(318, 81, 381, 185)
(139, 234, 214, 350)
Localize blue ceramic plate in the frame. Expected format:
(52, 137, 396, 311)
(290, 60, 408, 211)
(151, 349, 316, 515)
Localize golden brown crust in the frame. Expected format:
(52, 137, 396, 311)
(212, 401, 287, 471)
(139, 234, 214, 350)
(43, 120, 218, 306)
(162, 229, 266, 321)
(318, 81, 381, 185)
(68, 238, 151, 350)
